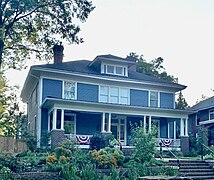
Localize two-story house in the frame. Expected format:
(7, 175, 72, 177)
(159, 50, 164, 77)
(188, 96, 214, 146)
(21, 45, 192, 154)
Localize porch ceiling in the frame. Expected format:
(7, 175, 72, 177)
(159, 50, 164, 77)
(41, 97, 194, 118)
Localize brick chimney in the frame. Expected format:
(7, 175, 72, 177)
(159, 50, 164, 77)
(53, 43, 64, 63)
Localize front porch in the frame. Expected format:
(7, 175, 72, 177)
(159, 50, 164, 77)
(46, 109, 189, 152)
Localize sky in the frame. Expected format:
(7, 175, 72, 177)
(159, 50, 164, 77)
(5, 0, 214, 109)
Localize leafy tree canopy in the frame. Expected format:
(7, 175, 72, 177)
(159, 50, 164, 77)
(0, 0, 95, 69)
(176, 91, 189, 110)
(127, 52, 178, 83)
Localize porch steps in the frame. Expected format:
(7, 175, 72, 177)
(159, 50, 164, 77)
(169, 159, 214, 180)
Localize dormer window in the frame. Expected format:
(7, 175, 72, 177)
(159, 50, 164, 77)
(102, 64, 128, 76)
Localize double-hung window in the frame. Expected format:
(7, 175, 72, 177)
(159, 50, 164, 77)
(100, 86, 109, 103)
(99, 86, 129, 105)
(102, 64, 128, 77)
(64, 81, 76, 100)
(209, 109, 214, 120)
(150, 91, 159, 107)
(110, 87, 119, 103)
(120, 88, 129, 105)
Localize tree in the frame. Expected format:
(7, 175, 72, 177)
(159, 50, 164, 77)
(127, 52, 178, 83)
(0, 72, 24, 136)
(0, 0, 95, 69)
(176, 91, 189, 110)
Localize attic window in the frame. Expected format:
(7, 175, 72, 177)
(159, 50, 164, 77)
(102, 64, 128, 76)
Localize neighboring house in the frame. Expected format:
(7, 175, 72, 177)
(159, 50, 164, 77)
(188, 96, 214, 146)
(21, 45, 192, 154)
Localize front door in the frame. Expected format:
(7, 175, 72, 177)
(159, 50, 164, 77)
(111, 116, 126, 145)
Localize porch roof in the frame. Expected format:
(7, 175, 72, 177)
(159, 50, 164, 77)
(41, 97, 194, 119)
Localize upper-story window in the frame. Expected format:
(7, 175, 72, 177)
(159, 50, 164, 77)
(209, 109, 214, 120)
(150, 91, 159, 107)
(102, 64, 128, 76)
(99, 85, 129, 105)
(64, 81, 76, 100)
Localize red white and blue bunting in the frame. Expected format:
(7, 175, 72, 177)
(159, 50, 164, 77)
(161, 139, 173, 147)
(76, 135, 91, 145)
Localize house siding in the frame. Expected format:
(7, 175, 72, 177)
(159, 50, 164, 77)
(41, 108, 49, 147)
(77, 83, 98, 102)
(42, 78, 62, 101)
(160, 92, 174, 109)
(130, 89, 148, 107)
(160, 119, 167, 138)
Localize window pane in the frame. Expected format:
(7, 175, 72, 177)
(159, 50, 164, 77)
(116, 66, 123, 75)
(107, 65, 114, 74)
(150, 91, 158, 107)
(100, 95, 108, 103)
(120, 97, 128, 105)
(110, 87, 119, 96)
(110, 96, 119, 103)
(120, 88, 128, 97)
(100, 86, 108, 95)
(64, 82, 75, 99)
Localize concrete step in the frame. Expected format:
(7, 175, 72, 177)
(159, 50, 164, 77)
(179, 165, 211, 169)
(185, 176, 214, 180)
(180, 168, 214, 173)
(181, 171, 214, 176)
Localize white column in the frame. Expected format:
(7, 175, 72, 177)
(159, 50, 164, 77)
(107, 113, 111, 132)
(180, 118, 184, 136)
(148, 116, 152, 132)
(101, 113, 105, 132)
(48, 114, 50, 132)
(185, 118, 188, 136)
(167, 122, 170, 138)
(143, 116, 146, 132)
(173, 121, 176, 140)
(53, 109, 57, 130)
(61, 109, 64, 130)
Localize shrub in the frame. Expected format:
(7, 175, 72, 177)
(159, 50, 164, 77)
(130, 122, 157, 164)
(91, 147, 125, 168)
(90, 134, 105, 150)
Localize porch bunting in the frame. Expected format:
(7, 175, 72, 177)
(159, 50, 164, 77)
(76, 135, 91, 145)
(161, 139, 173, 147)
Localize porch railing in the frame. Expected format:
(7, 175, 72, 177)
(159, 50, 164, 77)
(65, 134, 93, 145)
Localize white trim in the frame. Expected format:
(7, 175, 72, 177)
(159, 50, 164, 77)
(199, 118, 214, 125)
(43, 98, 190, 119)
(101, 62, 128, 77)
(63, 81, 77, 100)
(61, 109, 64, 130)
(32, 67, 184, 90)
(36, 78, 43, 148)
(99, 85, 130, 105)
(173, 120, 176, 140)
(53, 108, 57, 130)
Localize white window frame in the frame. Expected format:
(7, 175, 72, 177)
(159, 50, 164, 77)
(209, 109, 214, 120)
(149, 91, 160, 108)
(63, 81, 77, 100)
(99, 85, 130, 105)
(101, 63, 128, 77)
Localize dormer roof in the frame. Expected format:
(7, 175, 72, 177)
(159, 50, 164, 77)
(89, 54, 136, 68)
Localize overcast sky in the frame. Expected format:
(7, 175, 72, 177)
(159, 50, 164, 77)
(6, 0, 214, 107)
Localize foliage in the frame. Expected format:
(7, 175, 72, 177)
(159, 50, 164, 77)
(130, 122, 157, 164)
(0, 72, 25, 137)
(0, 0, 95, 69)
(91, 147, 125, 169)
(176, 91, 189, 110)
(89, 134, 105, 150)
(127, 52, 178, 83)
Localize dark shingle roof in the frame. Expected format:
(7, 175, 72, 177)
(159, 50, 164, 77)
(189, 96, 214, 111)
(32, 59, 186, 89)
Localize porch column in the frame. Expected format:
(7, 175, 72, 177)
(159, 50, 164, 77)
(61, 109, 64, 130)
(180, 118, 184, 136)
(185, 118, 188, 136)
(143, 115, 146, 132)
(101, 112, 105, 132)
(148, 116, 152, 132)
(107, 113, 111, 132)
(173, 120, 176, 140)
(48, 114, 50, 131)
(53, 109, 57, 130)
